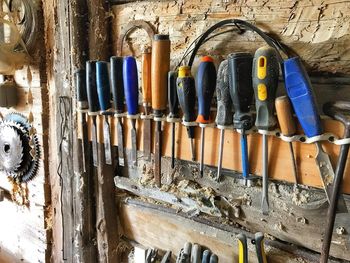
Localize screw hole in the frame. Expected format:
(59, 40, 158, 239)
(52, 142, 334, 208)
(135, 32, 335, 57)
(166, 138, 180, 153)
(4, 144, 10, 153)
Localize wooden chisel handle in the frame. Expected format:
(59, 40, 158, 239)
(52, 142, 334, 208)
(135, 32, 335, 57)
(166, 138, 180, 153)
(275, 96, 296, 136)
(151, 34, 170, 116)
(142, 45, 152, 109)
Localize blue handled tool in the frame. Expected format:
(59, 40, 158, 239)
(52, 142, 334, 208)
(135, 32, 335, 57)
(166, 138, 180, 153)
(123, 56, 139, 167)
(196, 56, 217, 177)
(284, 57, 340, 205)
(96, 61, 113, 165)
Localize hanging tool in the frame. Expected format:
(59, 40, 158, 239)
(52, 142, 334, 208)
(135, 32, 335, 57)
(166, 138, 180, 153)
(75, 69, 88, 172)
(252, 47, 279, 215)
(141, 46, 152, 161)
(275, 96, 298, 184)
(151, 34, 170, 187)
(284, 57, 347, 212)
(168, 70, 179, 169)
(96, 61, 113, 165)
(228, 52, 254, 185)
(177, 66, 196, 161)
(237, 233, 248, 263)
(320, 101, 350, 262)
(123, 56, 139, 167)
(215, 60, 232, 180)
(176, 242, 191, 263)
(254, 232, 268, 263)
(161, 251, 172, 263)
(209, 254, 218, 263)
(196, 56, 217, 177)
(86, 61, 99, 167)
(202, 250, 211, 263)
(191, 244, 201, 263)
(110, 56, 125, 166)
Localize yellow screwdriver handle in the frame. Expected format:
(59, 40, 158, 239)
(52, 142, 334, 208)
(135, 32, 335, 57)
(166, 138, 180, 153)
(275, 96, 296, 136)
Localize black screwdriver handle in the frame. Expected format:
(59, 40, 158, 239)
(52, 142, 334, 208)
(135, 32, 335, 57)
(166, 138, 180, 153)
(110, 56, 125, 113)
(228, 52, 254, 130)
(252, 47, 280, 130)
(86, 61, 100, 113)
(177, 66, 196, 123)
(75, 69, 88, 110)
(215, 59, 232, 126)
(168, 71, 179, 118)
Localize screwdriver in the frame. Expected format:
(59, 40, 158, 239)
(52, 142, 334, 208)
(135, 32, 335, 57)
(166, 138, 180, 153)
(176, 66, 196, 161)
(228, 53, 254, 186)
(275, 96, 298, 184)
(141, 46, 152, 161)
(215, 60, 232, 180)
(86, 61, 100, 167)
(237, 233, 248, 263)
(168, 70, 179, 169)
(123, 56, 139, 167)
(196, 56, 217, 177)
(75, 69, 88, 172)
(252, 47, 279, 215)
(254, 232, 268, 263)
(151, 34, 170, 187)
(96, 61, 113, 165)
(110, 56, 125, 166)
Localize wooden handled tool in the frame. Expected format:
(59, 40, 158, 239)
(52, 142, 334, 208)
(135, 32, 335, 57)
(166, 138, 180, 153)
(151, 34, 170, 187)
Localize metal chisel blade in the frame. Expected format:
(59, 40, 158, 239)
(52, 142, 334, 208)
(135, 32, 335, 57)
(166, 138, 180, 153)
(154, 121, 162, 187)
(117, 119, 125, 166)
(91, 118, 98, 167)
(261, 134, 269, 215)
(315, 142, 348, 212)
(103, 117, 112, 165)
(143, 119, 151, 161)
(80, 114, 88, 173)
(131, 120, 137, 167)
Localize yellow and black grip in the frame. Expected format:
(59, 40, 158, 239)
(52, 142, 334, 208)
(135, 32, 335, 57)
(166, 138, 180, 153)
(254, 232, 268, 263)
(151, 34, 170, 117)
(252, 47, 280, 130)
(237, 233, 248, 263)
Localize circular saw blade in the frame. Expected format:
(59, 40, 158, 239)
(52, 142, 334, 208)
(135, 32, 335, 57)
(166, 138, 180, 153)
(0, 125, 24, 172)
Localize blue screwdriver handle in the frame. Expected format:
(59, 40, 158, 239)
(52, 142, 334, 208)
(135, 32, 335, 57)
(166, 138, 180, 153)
(96, 61, 111, 112)
(284, 57, 322, 137)
(123, 56, 139, 115)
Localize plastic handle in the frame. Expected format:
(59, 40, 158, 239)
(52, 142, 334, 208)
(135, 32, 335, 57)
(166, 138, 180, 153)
(254, 232, 268, 263)
(215, 60, 233, 126)
(168, 70, 179, 118)
(96, 61, 111, 112)
(228, 52, 254, 130)
(201, 250, 211, 263)
(237, 233, 248, 263)
(86, 61, 100, 113)
(209, 254, 218, 263)
(252, 47, 279, 130)
(110, 56, 125, 113)
(275, 96, 296, 136)
(284, 56, 322, 137)
(123, 56, 139, 115)
(75, 69, 87, 104)
(151, 34, 170, 115)
(196, 56, 217, 124)
(141, 47, 152, 105)
(176, 66, 196, 122)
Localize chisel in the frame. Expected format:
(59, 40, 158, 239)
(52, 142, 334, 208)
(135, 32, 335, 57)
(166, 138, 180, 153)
(123, 56, 139, 167)
(228, 53, 254, 186)
(168, 70, 179, 169)
(96, 61, 113, 165)
(196, 56, 217, 177)
(86, 61, 100, 167)
(215, 60, 232, 181)
(254, 232, 268, 263)
(141, 46, 152, 161)
(151, 34, 170, 187)
(75, 69, 88, 172)
(110, 56, 125, 166)
(252, 47, 279, 215)
(284, 57, 345, 208)
(275, 96, 298, 184)
(237, 233, 248, 263)
(176, 66, 196, 161)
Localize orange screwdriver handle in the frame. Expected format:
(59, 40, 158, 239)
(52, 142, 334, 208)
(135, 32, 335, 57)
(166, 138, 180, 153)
(151, 34, 170, 116)
(141, 46, 152, 107)
(275, 96, 296, 136)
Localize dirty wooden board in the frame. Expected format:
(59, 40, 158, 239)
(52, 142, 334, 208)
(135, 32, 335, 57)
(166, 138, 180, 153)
(112, 0, 350, 75)
(117, 199, 343, 263)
